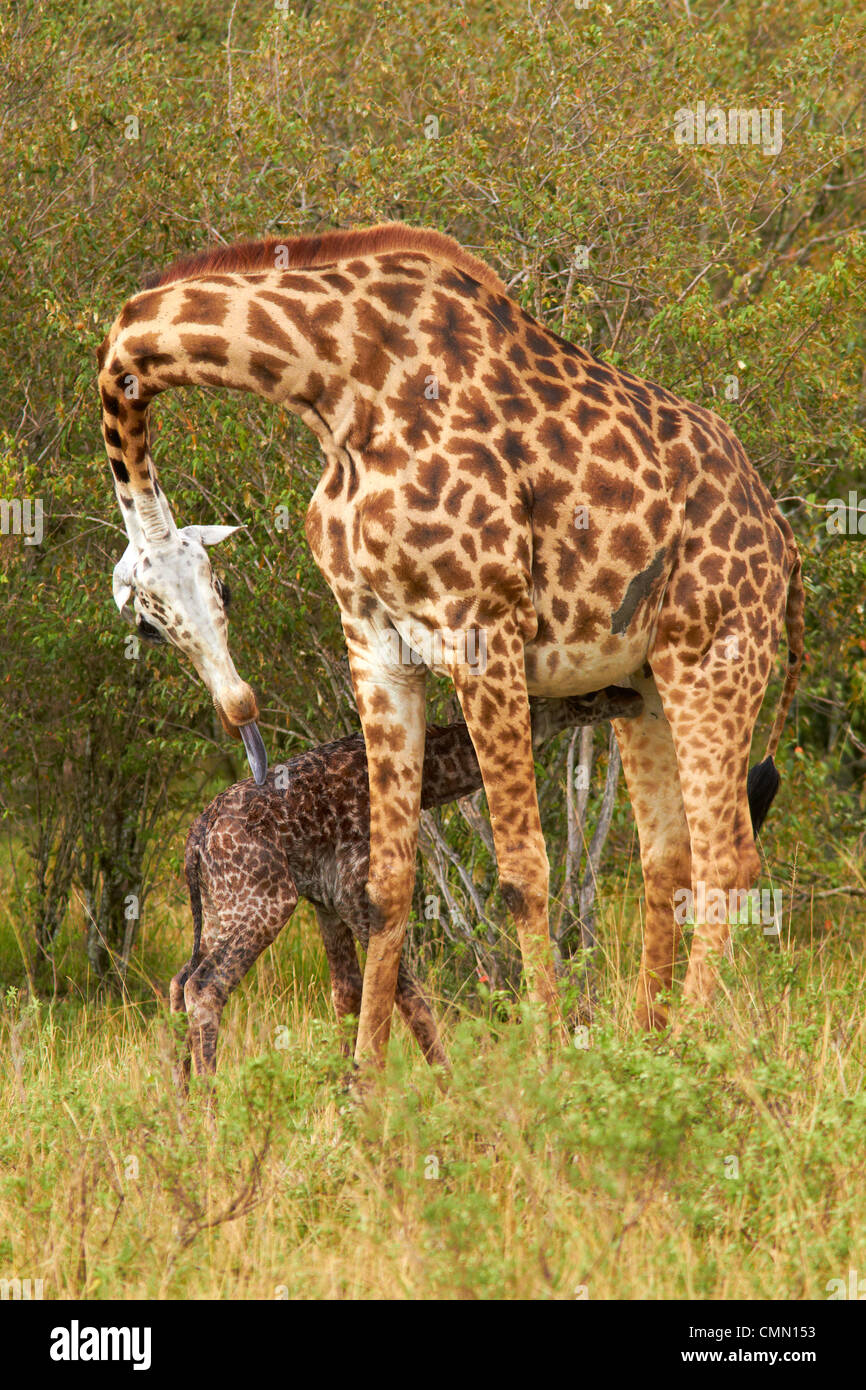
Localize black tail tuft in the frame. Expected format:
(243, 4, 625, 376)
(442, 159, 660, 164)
(747, 756, 781, 836)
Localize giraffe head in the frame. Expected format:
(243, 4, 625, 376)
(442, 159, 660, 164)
(529, 686, 644, 748)
(113, 497, 267, 783)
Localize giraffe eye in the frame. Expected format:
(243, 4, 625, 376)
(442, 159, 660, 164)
(215, 577, 231, 612)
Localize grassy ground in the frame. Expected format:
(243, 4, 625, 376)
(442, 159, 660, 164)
(1, 868, 864, 1301)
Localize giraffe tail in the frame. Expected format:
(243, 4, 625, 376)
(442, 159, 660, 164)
(747, 553, 805, 835)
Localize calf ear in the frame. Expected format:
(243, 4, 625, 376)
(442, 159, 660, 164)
(179, 524, 239, 547)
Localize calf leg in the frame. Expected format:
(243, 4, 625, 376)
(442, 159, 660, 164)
(315, 906, 364, 1056)
(395, 958, 449, 1068)
(169, 958, 196, 1092)
(317, 905, 448, 1068)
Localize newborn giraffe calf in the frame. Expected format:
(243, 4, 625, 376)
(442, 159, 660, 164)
(171, 686, 643, 1080)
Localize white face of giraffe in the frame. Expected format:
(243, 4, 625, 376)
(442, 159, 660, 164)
(113, 524, 268, 782)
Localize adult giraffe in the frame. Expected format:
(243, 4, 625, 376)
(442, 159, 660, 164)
(97, 223, 803, 1060)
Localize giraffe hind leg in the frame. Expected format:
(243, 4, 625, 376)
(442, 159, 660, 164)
(653, 620, 776, 1012)
(612, 670, 691, 1030)
(185, 876, 298, 1081)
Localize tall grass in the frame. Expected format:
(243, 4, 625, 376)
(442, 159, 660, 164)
(1, 865, 864, 1301)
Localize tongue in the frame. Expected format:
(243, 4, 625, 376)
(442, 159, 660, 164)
(239, 721, 268, 785)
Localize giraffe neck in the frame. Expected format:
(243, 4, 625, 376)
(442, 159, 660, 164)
(418, 700, 588, 810)
(419, 724, 482, 808)
(97, 267, 383, 535)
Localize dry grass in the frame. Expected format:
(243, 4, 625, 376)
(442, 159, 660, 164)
(1, 873, 865, 1301)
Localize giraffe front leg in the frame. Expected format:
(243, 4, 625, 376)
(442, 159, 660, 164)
(347, 646, 427, 1072)
(450, 624, 562, 1039)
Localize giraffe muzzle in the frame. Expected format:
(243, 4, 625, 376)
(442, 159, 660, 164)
(212, 682, 267, 783)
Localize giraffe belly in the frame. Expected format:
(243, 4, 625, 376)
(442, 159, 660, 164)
(524, 510, 675, 695)
(524, 632, 651, 697)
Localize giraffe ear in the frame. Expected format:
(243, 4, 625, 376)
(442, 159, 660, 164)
(179, 524, 239, 547)
(113, 544, 137, 614)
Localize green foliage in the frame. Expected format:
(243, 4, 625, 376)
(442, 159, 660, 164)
(0, 6, 863, 986)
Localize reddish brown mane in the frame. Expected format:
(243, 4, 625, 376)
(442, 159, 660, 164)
(144, 222, 507, 296)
